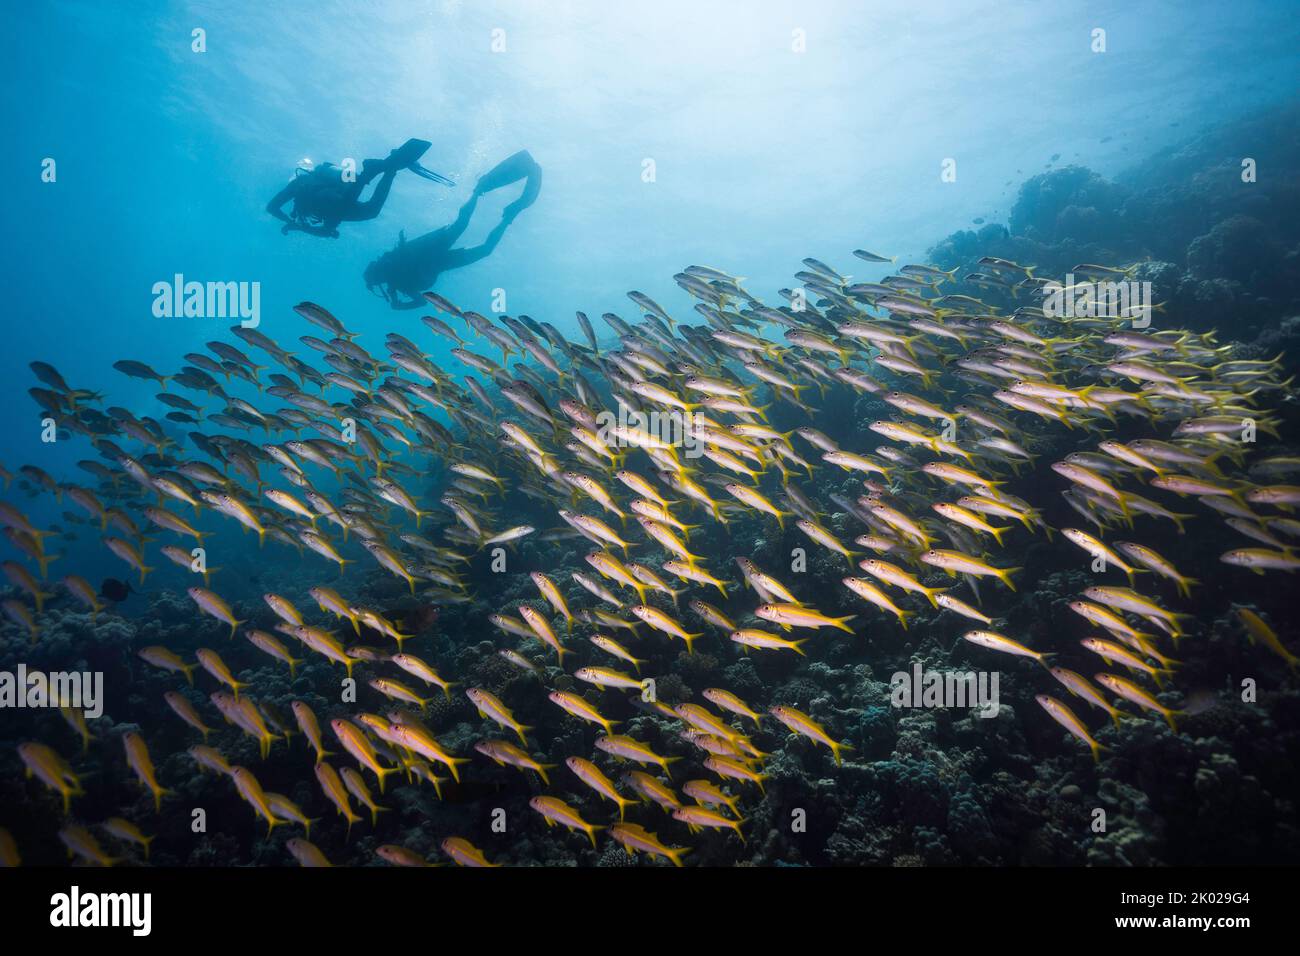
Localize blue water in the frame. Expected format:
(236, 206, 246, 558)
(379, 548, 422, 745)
(5, 0, 1299, 576)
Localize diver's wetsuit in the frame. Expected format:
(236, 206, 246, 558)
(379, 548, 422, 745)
(266, 138, 436, 238)
(365, 150, 542, 308)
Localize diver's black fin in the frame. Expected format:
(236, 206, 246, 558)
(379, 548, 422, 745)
(410, 163, 455, 187)
(388, 138, 432, 167)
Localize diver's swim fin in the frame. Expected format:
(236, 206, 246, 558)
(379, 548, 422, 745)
(382, 137, 452, 184)
(388, 137, 432, 167)
(410, 163, 455, 187)
(475, 150, 538, 194)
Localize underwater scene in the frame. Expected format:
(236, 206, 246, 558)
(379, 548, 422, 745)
(3, 0, 1300, 905)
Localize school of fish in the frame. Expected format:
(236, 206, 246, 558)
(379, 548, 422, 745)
(2, 247, 1298, 867)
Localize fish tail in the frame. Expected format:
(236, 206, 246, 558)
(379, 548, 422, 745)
(375, 764, 400, 794)
(829, 740, 854, 766)
(451, 756, 472, 780)
(833, 614, 856, 633)
(999, 568, 1022, 591)
(38, 552, 60, 579)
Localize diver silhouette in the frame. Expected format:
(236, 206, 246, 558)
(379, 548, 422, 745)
(364, 150, 542, 309)
(266, 138, 453, 238)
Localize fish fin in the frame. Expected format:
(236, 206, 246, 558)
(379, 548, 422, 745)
(829, 740, 854, 766)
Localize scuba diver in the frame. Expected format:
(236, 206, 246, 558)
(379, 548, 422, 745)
(266, 137, 454, 238)
(364, 150, 542, 309)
